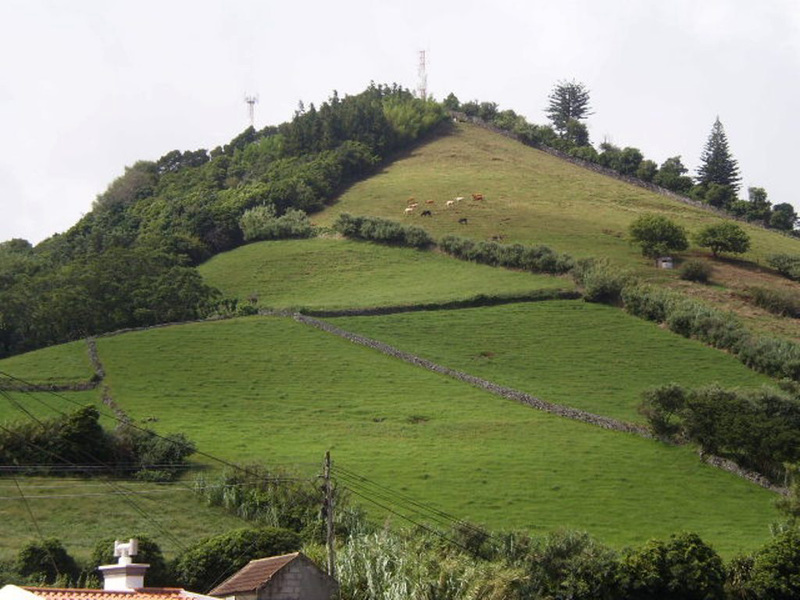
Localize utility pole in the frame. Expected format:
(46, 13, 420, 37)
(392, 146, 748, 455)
(323, 450, 336, 578)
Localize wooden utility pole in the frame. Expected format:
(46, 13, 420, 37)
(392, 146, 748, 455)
(323, 450, 336, 578)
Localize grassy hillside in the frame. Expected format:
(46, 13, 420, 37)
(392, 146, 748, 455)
(330, 301, 774, 423)
(200, 237, 571, 310)
(313, 122, 800, 338)
(8, 316, 768, 556)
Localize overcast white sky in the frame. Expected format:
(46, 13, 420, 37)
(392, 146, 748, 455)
(1, 0, 799, 244)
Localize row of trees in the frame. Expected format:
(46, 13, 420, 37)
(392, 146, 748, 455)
(451, 82, 798, 234)
(628, 214, 752, 259)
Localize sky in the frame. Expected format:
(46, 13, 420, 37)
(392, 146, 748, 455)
(1, 0, 799, 244)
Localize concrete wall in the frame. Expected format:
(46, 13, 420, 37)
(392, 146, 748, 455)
(258, 559, 336, 600)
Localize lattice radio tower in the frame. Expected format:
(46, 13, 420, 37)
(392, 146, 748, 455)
(244, 94, 259, 127)
(416, 50, 427, 101)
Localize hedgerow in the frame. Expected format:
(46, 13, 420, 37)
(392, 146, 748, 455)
(334, 214, 433, 249)
(438, 235, 574, 274)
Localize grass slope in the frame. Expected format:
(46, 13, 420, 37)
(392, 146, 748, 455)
(199, 237, 571, 309)
(330, 301, 775, 423)
(0, 340, 95, 386)
(73, 316, 781, 556)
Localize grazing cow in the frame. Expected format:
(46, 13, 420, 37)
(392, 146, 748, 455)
(407, 197, 416, 205)
(421, 210, 432, 217)
(409, 202, 419, 208)
(446, 200, 455, 208)
(426, 199, 435, 205)
(404, 206, 415, 215)
(455, 196, 464, 202)
(458, 217, 468, 225)
(471, 193, 484, 201)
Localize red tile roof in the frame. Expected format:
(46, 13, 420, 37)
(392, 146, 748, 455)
(209, 553, 301, 596)
(23, 588, 203, 600)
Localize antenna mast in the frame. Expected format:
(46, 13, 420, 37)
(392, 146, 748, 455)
(417, 50, 427, 101)
(244, 94, 259, 128)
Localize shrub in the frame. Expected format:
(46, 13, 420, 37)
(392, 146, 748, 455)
(572, 259, 631, 304)
(768, 254, 800, 281)
(239, 205, 314, 241)
(333, 214, 433, 248)
(694, 221, 751, 257)
(438, 235, 573, 275)
(628, 214, 689, 259)
(172, 527, 301, 593)
(747, 287, 800, 318)
(747, 527, 800, 599)
(16, 538, 80, 585)
(680, 259, 713, 283)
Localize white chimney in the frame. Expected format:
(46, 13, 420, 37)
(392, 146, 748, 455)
(98, 539, 150, 591)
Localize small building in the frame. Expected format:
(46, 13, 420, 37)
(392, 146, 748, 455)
(208, 553, 337, 600)
(0, 539, 217, 600)
(656, 256, 674, 269)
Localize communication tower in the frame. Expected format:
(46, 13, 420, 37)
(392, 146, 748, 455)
(417, 50, 427, 101)
(244, 94, 259, 127)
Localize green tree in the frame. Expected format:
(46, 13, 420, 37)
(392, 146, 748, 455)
(619, 532, 725, 600)
(628, 214, 689, 259)
(91, 536, 171, 587)
(771, 203, 799, 232)
(546, 80, 592, 136)
(747, 528, 800, 599)
(694, 221, 751, 257)
(697, 117, 741, 193)
(636, 159, 658, 182)
(653, 156, 694, 194)
(171, 527, 300, 592)
(15, 538, 80, 585)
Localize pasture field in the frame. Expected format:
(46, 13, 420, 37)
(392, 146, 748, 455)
(315, 123, 800, 266)
(63, 315, 781, 557)
(199, 237, 571, 308)
(330, 301, 776, 423)
(314, 122, 800, 337)
(0, 339, 95, 385)
(0, 476, 247, 561)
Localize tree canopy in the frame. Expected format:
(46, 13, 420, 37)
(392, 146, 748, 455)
(628, 214, 689, 259)
(545, 80, 592, 136)
(694, 221, 751, 257)
(697, 117, 741, 193)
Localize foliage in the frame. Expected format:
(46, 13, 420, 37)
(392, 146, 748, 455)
(194, 464, 366, 543)
(438, 235, 574, 275)
(90, 535, 170, 587)
(746, 287, 800, 319)
(571, 258, 631, 304)
(652, 156, 694, 194)
(697, 117, 741, 193)
(239, 205, 314, 242)
(695, 221, 751, 257)
(771, 203, 799, 232)
(15, 538, 80, 585)
(619, 532, 726, 600)
(598, 143, 643, 176)
(639, 383, 800, 479)
(628, 213, 689, 258)
(334, 214, 433, 248)
(546, 80, 593, 136)
(171, 527, 301, 592)
(0, 405, 195, 480)
(680, 259, 713, 283)
(768, 254, 800, 282)
(747, 528, 800, 599)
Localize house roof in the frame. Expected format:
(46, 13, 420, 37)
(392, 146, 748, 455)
(209, 553, 304, 596)
(0, 586, 214, 600)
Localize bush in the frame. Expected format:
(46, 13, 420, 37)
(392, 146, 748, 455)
(628, 213, 689, 259)
(694, 221, 751, 257)
(239, 205, 314, 241)
(768, 254, 800, 282)
(572, 259, 631, 304)
(172, 527, 301, 593)
(680, 259, 713, 283)
(747, 287, 800, 318)
(438, 235, 573, 275)
(747, 528, 800, 599)
(16, 538, 80, 585)
(619, 532, 726, 600)
(333, 213, 433, 249)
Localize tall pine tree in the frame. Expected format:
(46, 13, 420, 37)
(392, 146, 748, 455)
(546, 80, 592, 136)
(697, 117, 741, 193)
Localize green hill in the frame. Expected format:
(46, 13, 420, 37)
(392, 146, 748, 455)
(1, 119, 798, 564)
